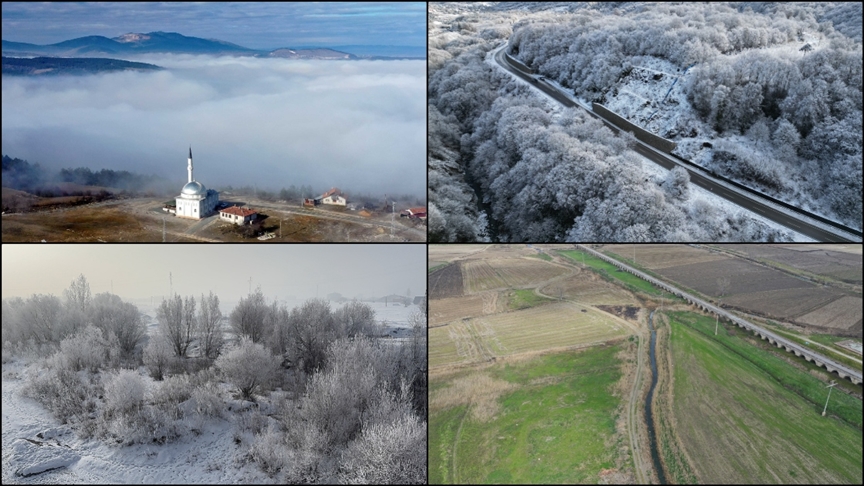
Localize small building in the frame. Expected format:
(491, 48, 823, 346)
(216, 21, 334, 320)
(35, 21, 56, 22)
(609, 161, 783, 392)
(219, 205, 258, 225)
(400, 207, 427, 220)
(314, 187, 347, 206)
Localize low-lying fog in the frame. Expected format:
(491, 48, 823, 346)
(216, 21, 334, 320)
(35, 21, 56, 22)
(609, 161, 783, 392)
(1, 55, 425, 197)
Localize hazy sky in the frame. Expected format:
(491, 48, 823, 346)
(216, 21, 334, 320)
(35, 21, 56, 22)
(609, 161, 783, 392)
(1, 244, 426, 305)
(1, 55, 426, 196)
(0, 2, 426, 52)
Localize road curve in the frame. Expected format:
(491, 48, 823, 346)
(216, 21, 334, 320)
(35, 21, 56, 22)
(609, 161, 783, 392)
(493, 47, 859, 242)
(577, 245, 863, 385)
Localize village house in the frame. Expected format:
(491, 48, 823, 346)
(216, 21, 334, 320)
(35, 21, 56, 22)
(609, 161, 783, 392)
(219, 205, 258, 225)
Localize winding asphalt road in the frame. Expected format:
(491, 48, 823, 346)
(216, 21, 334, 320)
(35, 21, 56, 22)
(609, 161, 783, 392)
(493, 47, 859, 242)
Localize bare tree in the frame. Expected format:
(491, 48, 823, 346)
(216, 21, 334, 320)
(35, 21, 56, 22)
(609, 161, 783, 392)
(266, 300, 291, 358)
(157, 294, 195, 358)
(196, 292, 224, 359)
(229, 288, 270, 344)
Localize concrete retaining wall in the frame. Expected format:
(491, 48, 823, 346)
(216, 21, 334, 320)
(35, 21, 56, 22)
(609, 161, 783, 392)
(592, 103, 677, 153)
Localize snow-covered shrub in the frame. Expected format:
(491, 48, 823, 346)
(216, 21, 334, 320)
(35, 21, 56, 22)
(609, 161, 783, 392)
(151, 374, 192, 421)
(143, 334, 173, 380)
(338, 412, 427, 484)
(100, 404, 178, 446)
(191, 382, 224, 418)
(59, 325, 113, 372)
(248, 425, 288, 477)
(102, 369, 145, 418)
(215, 338, 280, 400)
(22, 354, 100, 424)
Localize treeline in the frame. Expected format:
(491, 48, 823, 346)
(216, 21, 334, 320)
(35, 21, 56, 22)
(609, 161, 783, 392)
(2, 276, 426, 483)
(223, 184, 425, 210)
(2, 155, 169, 196)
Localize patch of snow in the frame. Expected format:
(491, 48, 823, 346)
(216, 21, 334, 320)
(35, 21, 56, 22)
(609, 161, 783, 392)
(10, 439, 80, 477)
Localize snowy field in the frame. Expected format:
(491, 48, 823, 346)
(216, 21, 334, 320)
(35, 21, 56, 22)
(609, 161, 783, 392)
(2, 359, 272, 484)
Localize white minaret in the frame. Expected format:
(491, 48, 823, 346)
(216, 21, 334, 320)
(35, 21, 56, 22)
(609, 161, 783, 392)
(187, 146, 194, 183)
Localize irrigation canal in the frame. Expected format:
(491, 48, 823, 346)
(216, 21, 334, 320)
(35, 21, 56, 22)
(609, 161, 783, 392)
(646, 310, 668, 484)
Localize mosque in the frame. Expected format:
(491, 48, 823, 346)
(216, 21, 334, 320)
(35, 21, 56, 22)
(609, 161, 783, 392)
(175, 147, 219, 219)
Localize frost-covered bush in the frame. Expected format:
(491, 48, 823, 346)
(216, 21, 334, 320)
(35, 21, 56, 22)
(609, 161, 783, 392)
(143, 334, 173, 380)
(102, 369, 145, 418)
(338, 412, 427, 484)
(248, 425, 288, 477)
(58, 325, 114, 372)
(215, 338, 280, 400)
(191, 382, 224, 418)
(22, 353, 100, 424)
(150, 374, 191, 421)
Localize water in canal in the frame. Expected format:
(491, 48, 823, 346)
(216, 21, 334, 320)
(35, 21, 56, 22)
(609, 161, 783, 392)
(646, 310, 669, 484)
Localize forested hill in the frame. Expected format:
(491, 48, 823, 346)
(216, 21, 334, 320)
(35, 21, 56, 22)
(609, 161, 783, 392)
(2, 56, 162, 76)
(2, 155, 167, 194)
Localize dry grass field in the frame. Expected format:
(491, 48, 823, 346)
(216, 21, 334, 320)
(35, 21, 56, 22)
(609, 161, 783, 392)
(429, 302, 629, 369)
(541, 270, 638, 305)
(429, 293, 506, 327)
(716, 244, 863, 285)
(462, 258, 569, 294)
(429, 245, 491, 262)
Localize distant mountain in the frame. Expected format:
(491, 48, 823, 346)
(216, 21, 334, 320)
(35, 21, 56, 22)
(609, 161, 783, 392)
(0, 31, 424, 61)
(267, 48, 357, 60)
(1, 32, 260, 57)
(2, 56, 162, 76)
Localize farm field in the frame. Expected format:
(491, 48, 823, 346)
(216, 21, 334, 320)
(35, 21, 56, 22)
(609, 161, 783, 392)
(429, 293, 506, 327)
(430, 262, 464, 300)
(429, 245, 491, 263)
(558, 249, 666, 296)
(429, 302, 629, 369)
(665, 312, 863, 484)
(605, 245, 861, 332)
(541, 270, 638, 305)
(429, 345, 627, 484)
(715, 244, 864, 285)
(461, 258, 569, 294)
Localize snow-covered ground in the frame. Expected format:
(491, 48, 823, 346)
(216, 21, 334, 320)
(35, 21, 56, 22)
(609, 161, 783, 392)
(2, 360, 272, 484)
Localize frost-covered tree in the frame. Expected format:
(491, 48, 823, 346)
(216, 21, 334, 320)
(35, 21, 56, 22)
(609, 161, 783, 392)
(334, 300, 377, 337)
(229, 288, 270, 344)
(196, 292, 223, 359)
(89, 292, 145, 358)
(662, 166, 691, 202)
(215, 338, 279, 400)
(287, 298, 340, 374)
(157, 294, 196, 358)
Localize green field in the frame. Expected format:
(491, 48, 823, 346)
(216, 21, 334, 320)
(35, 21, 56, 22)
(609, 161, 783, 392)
(430, 262, 450, 273)
(559, 249, 666, 296)
(666, 312, 863, 484)
(528, 252, 552, 261)
(430, 345, 626, 484)
(508, 288, 551, 310)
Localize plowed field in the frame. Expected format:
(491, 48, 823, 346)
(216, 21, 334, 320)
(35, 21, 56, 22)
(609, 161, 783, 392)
(602, 244, 729, 269)
(430, 261, 463, 300)
(462, 258, 569, 294)
(542, 271, 637, 305)
(797, 296, 863, 329)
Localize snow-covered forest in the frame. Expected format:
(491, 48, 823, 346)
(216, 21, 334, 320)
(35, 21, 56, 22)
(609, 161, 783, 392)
(429, 2, 862, 242)
(1, 275, 426, 484)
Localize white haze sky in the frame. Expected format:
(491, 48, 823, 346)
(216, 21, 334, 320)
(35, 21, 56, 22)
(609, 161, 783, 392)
(1, 55, 426, 197)
(1, 244, 426, 306)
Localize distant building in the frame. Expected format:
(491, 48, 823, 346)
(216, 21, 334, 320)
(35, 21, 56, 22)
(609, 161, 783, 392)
(219, 205, 257, 225)
(400, 207, 427, 220)
(175, 147, 219, 220)
(314, 187, 347, 206)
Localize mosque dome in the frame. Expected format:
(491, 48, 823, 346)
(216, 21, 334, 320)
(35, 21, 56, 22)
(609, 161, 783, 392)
(181, 181, 206, 196)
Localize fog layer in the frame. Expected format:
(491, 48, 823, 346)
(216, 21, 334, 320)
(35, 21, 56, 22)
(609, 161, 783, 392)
(1, 55, 425, 197)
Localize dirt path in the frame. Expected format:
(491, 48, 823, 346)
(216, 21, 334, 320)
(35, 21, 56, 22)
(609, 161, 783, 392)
(627, 331, 649, 484)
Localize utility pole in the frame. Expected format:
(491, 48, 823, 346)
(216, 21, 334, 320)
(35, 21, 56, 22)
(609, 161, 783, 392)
(162, 216, 166, 242)
(390, 201, 396, 239)
(169, 272, 173, 297)
(279, 218, 282, 239)
(822, 381, 837, 417)
(248, 277, 252, 294)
